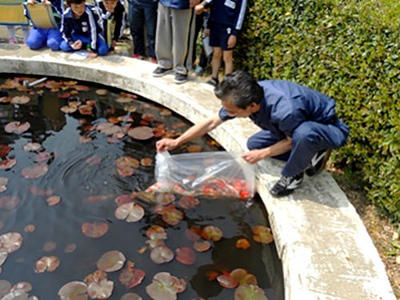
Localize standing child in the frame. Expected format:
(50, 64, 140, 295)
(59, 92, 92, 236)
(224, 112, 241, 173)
(195, 0, 247, 86)
(95, 0, 126, 51)
(25, 0, 64, 51)
(6, 26, 29, 44)
(60, 0, 109, 56)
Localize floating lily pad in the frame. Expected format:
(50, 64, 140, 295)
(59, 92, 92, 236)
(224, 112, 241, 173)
(61, 105, 78, 114)
(146, 272, 186, 300)
(24, 225, 36, 233)
(128, 126, 154, 140)
(230, 269, 258, 286)
(79, 136, 92, 144)
(5, 121, 30, 134)
(58, 92, 71, 99)
(120, 293, 143, 300)
(43, 241, 56, 252)
(114, 194, 133, 206)
(79, 105, 93, 115)
(160, 206, 183, 226)
(21, 164, 48, 179)
(74, 85, 90, 91)
(175, 247, 196, 265)
(116, 97, 133, 103)
(0, 145, 12, 157)
(87, 279, 113, 299)
(178, 196, 200, 210)
(11, 281, 32, 293)
(146, 225, 167, 240)
(0, 280, 11, 298)
(0, 232, 23, 253)
(64, 243, 77, 253)
(96, 89, 108, 96)
(119, 261, 146, 289)
(34, 256, 60, 272)
(0, 159, 16, 170)
(201, 226, 223, 242)
(150, 246, 174, 264)
(234, 284, 267, 300)
(141, 113, 155, 122)
(140, 157, 153, 166)
(217, 274, 238, 289)
(11, 95, 30, 104)
(252, 226, 273, 244)
(187, 145, 202, 153)
(115, 156, 139, 169)
(81, 222, 109, 238)
(0, 196, 19, 210)
(115, 202, 145, 222)
(236, 238, 251, 250)
(0, 178, 7, 193)
(97, 123, 122, 136)
(156, 193, 175, 205)
(29, 186, 54, 196)
(185, 227, 202, 242)
(160, 109, 171, 116)
(84, 270, 107, 285)
(58, 281, 88, 300)
(0, 251, 7, 267)
(97, 250, 126, 272)
(0, 97, 11, 103)
(193, 240, 211, 252)
(153, 128, 166, 138)
(46, 196, 61, 206)
(23, 143, 41, 152)
(35, 152, 53, 162)
(85, 155, 102, 165)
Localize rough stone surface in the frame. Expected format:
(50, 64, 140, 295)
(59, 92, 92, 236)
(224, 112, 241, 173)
(0, 45, 395, 300)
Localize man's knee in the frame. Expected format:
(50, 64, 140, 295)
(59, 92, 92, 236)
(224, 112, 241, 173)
(292, 123, 320, 145)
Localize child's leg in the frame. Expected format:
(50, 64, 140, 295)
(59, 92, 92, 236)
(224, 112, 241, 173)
(6, 26, 17, 42)
(222, 50, 233, 75)
(22, 26, 29, 42)
(211, 47, 222, 79)
(26, 28, 47, 50)
(143, 1, 157, 58)
(96, 35, 109, 56)
(46, 28, 63, 51)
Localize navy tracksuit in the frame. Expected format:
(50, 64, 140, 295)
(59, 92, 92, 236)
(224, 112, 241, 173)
(219, 80, 350, 177)
(60, 5, 109, 55)
(25, 0, 64, 51)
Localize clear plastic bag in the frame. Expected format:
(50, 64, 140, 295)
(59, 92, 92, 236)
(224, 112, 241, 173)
(146, 151, 255, 199)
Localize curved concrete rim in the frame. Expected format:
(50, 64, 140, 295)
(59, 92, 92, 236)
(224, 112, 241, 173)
(0, 45, 395, 299)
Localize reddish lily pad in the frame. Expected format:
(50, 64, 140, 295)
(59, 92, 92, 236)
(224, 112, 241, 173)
(11, 95, 30, 104)
(187, 145, 202, 153)
(119, 261, 146, 289)
(74, 85, 90, 91)
(236, 238, 251, 250)
(201, 226, 223, 242)
(0, 196, 19, 210)
(23, 143, 41, 152)
(230, 269, 258, 286)
(61, 105, 78, 114)
(178, 196, 200, 210)
(85, 155, 102, 165)
(0, 159, 16, 170)
(252, 226, 273, 244)
(156, 193, 175, 205)
(81, 222, 109, 238)
(24, 225, 36, 233)
(87, 279, 114, 299)
(193, 240, 211, 252)
(35, 152, 53, 162)
(5, 121, 30, 134)
(0, 232, 23, 253)
(10, 281, 32, 293)
(115, 202, 145, 222)
(97, 122, 122, 136)
(64, 243, 77, 253)
(58, 281, 88, 300)
(153, 128, 166, 138)
(43, 241, 56, 252)
(0, 145, 12, 157)
(115, 156, 140, 169)
(0, 97, 11, 103)
(84, 270, 107, 285)
(160, 205, 184, 226)
(128, 126, 154, 140)
(146, 225, 167, 240)
(120, 293, 143, 300)
(175, 247, 196, 265)
(58, 92, 71, 99)
(146, 272, 186, 300)
(79, 105, 93, 115)
(97, 250, 126, 272)
(234, 284, 267, 300)
(150, 246, 174, 264)
(185, 227, 202, 242)
(114, 194, 133, 206)
(29, 186, 55, 196)
(21, 164, 48, 179)
(96, 89, 108, 96)
(46, 196, 61, 206)
(34, 256, 60, 272)
(140, 157, 153, 166)
(217, 274, 238, 289)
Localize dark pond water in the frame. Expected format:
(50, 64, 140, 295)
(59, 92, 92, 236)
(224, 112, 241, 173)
(0, 75, 284, 299)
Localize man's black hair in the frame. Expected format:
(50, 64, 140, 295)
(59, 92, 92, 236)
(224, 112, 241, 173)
(67, 0, 85, 6)
(214, 71, 264, 109)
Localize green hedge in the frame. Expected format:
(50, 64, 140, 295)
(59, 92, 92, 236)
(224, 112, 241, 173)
(235, 0, 400, 221)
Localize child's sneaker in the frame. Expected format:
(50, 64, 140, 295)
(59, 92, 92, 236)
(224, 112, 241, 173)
(207, 77, 219, 87)
(174, 73, 188, 84)
(150, 57, 157, 64)
(269, 172, 304, 197)
(153, 67, 172, 77)
(194, 65, 204, 76)
(131, 53, 143, 59)
(305, 150, 331, 176)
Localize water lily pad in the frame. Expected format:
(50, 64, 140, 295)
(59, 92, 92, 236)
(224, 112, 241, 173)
(217, 274, 238, 289)
(201, 226, 223, 242)
(0, 159, 16, 170)
(119, 261, 146, 289)
(252, 226, 273, 244)
(79, 105, 93, 115)
(5, 121, 30, 134)
(146, 272, 185, 300)
(81, 222, 109, 238)
(161, 206, 183, 226)
(11, 282, 32, 293)
(116, 97, 133, 103)
(140, 157, 153, 166)
(146, 225, 167, 240)
(114, 194, 133, 206)
(97, 250, 126, 272)
(115, 202, 145, 222)
(0, 145, 12, 157)
(84, 270, 107, 285)
(23, 143, 41, 152)
(150, 246, 174, 264)
(29, 186, 54, 196)
(236, 238, 251, 250)
(115, 156, 140, 169)
(35, 152, 53, 162)
(1, 289, 29, 300)
(185, 227, 202, 242)
(153, 128, 166, 138)
(0, 178, 7, 193)
(74, 85, 90, 91)
(230, 269, 258, 286)
(24, 225, 36, 233)
(34, 256, 60, 272)
(87, 279, 113, 299)
(0, 196, 19, 210)
(0, 280, 11, 298)
(160, 109, 171, 116)
(97, 123, 122, 136)
(178, 196, 200, 210)
(58, 92, 71, 99)
(0, 250, 7, 267)
(43, 241, 56, 252)
(120, 293, 143, 300)
(21, 164, 48, 179)
(128, 126, 154, 140)
(156, 193, 175, 205)
(79, 136, 92, 144)
(0, 97, 11, 103)
(124, 105, 137, 113)
(234, 284, 267, 300)
(58, 281, 88, 300)
(193, 240, 211, 252)
(11, 96, 30, 104)
(0, 232, 23, 253)
(64, 243, 77, 253)
(60, 105, 78, 114)
(187, 145, 202, 153)
(85, 155, 102, 165)
(45, 196, 60, 206)
(96, 89, 108, 96)
(175, 247, 196, 265)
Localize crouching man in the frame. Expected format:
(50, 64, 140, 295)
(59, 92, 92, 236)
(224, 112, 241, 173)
(156, 71, 349, 197)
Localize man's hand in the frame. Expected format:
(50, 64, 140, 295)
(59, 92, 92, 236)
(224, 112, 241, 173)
(194, 3, 204, 14)
(242, 149, 267, 164)
(227, 35, 237, 49)
(71, 40, 82, 50)
(156, 138, 179, 152)
(190, 0, 200, 8)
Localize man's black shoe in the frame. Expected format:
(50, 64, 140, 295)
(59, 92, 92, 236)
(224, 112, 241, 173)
(305, 150, 331, 177)
(153, 67, 172, 77)
(206, 77, 219, 87)
(174, 73, 188, 84)
(269, 172, 304, 197)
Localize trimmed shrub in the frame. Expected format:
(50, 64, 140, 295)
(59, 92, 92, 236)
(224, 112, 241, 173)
(236, 0, 400, 221)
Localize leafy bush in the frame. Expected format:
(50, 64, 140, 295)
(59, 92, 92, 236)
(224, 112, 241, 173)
(235, 0, 400, 221)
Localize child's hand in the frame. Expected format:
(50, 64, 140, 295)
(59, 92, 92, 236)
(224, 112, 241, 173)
(87, 53, 98, 58)
(190, 0, 200, 8)
(227, 35, 237, 48)
(194, 3, 204, 14)
(43, 0, 51, 6)
(27, 0, 36, 5)
(204, 28, 210, 36)
(71, 40, 82, 50)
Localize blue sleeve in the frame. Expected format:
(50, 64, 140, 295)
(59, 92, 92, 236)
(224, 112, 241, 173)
(232, 0, 247, 36)
(272, 97, 307, 137)
(218, 107, 235, 121)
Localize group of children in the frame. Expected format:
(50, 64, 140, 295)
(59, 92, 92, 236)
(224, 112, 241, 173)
(3, 0, 247, 84)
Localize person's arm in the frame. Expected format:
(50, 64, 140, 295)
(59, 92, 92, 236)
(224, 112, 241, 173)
(242, 137, 292, 164)
(60, 11, 74, 46)
(156, 114, 223, 152)
(231, 0, 247, 36)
